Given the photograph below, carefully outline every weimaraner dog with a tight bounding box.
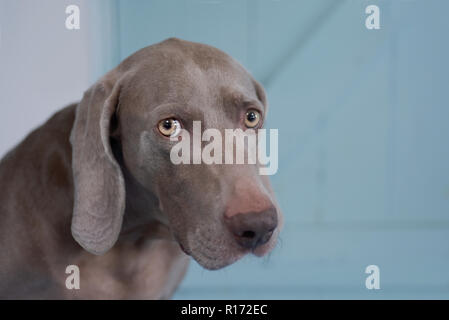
[0,38,282,299]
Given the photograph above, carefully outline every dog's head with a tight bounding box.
[70,38,283,270]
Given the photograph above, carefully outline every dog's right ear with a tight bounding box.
[70,72,126,255]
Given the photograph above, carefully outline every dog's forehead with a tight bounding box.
[120,38,257,109]
[126,38,245,75]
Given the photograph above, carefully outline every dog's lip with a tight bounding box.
[172,231,190,255]
[178,242,190,255]
[252,230,278,257]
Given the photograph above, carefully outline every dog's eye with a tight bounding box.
[245,109,261,128]
[158,118,181,137]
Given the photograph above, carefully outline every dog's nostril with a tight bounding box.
[241,230,256,239]
[225,206,278,250]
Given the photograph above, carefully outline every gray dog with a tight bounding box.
[0,38,283,299]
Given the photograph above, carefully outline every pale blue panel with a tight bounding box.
[175,225,449,299]
[387,0,449,221]
[267,0,391,223]
[117,0,250,68]
[86,0,121,83]
[93,0,449,299]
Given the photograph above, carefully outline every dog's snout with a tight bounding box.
[225,206,278,250]
[224,178,278,250]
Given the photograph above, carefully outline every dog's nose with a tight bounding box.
[225,206,278,250]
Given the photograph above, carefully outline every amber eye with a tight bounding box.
[244,109,261,128]
[158,118,181,137]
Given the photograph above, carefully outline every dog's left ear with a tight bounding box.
[70,72,125,255]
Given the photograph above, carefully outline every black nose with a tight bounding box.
[225,206,278,250]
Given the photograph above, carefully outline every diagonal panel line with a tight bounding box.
[262,0,346,88]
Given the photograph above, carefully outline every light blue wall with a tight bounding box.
[93,0,449,299]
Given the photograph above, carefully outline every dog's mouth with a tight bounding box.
[175,226,279,270]
[178,241,189,255]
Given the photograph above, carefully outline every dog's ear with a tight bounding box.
[70,73,125,255]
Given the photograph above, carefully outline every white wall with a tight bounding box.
[0,0,92,157]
